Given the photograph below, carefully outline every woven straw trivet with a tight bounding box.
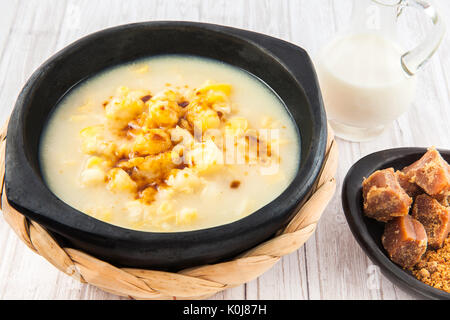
[0,119,338,300]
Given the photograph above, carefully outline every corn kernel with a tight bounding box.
[166,168,205,193]
[79,125,117,157]
[80,168,106,186]
[132,128,172,156]
[133,64,149,74]
[106,168,137,193]
[187,140,223,172]
[85,156,111,169]
[225,117,248,136]
[157,200,173,215]
[148,100,180,128]
[186,103,220,132]
[177,208,198,225]
[105,88,147,128]
[197,82,232,96]
[126,200,144,223]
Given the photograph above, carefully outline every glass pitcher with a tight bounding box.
[315,0,446,142]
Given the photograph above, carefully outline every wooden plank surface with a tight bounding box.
[0,0,449,300]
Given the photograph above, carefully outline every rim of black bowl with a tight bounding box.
[342,147,450,300]
[5,22,327,257]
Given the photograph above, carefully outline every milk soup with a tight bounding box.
[40,55,300,232]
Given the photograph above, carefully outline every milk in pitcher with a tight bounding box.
[316,32,417,141]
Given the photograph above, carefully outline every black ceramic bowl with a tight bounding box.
[343,148,450,300]
[5,21,327,270]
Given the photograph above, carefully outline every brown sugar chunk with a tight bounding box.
[434,194,450,207]
[382,215,428,268]
[403,147,450,196]
[411,194,450,249]
[363,168,413,222]
[395,170,422,198]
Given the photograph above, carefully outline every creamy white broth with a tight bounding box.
[39,55,300,232]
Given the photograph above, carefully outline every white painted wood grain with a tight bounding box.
[0,0,449,300]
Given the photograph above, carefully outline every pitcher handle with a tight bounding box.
[400,0,446,75]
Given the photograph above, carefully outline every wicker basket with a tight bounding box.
[0,119,338,300]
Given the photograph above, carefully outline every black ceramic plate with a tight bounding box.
[343,147,450,300]
[5,22,327,270]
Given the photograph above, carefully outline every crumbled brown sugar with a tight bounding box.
[411,238,450,293]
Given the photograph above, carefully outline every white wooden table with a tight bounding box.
[0,0,449,300]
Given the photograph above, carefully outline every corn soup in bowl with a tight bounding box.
[5,22,327,269]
